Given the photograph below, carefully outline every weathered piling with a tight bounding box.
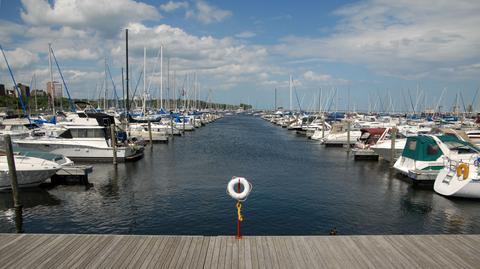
[147,120,153,147]
[4,135,21,209]
[110,124,117,165]
[390,127,397,167]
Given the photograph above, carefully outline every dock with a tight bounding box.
[0,233,478,268]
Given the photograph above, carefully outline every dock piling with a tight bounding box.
[148,120,153,147]
[110,124,117,165]
[4,135,21,209]
[390,127,397,167]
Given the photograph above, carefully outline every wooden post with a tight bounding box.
[346,121,351,152]
[4,135,21,209]
[390,127,397,166]
[148,120,153,147]
[110,124,117,165]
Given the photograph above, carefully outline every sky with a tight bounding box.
[0,0,479,111]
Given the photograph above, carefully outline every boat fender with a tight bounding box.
[456,163,469,180]
[227,177,252,201]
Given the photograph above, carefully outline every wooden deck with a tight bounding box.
[0,234,479,268]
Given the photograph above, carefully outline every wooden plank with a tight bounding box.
[126,235,157,269]
[0,234,479,269]
[6,234,68,269]
[83,235,123,269]
[154,236,180,268]
[225,236,233,269]
[203,236,216,269]
[190,236,210,269]
[138,236,167,269]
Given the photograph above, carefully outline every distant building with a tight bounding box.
[31,89,47,97]
[14,83,30,98]
[0,84,5,96]
[47,81,63,99]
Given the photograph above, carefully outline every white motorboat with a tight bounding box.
[129,123,169,142]
[434,156,480,198]
[14,125,144,162]
[322,122,361,146]
[0,118,37,142]
[393,134,479,182]
[0,155,61,190]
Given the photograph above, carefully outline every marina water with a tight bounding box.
[1,115,479,235]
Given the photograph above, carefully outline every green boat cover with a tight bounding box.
[401,135,479,162]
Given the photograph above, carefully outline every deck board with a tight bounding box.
[0,234,479,269]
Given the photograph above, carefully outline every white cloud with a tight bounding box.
[275,0,480,80]
[186,1,232,24]
[55,48,100,60]
[20,0,160,36]
[0,48,39,70]
[303,70,331,82]
[235,31,256,39]
[160,1,189,12]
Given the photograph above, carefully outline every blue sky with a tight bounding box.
[0,0,479,112]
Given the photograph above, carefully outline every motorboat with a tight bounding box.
[14,125,144,162]
[434,155,480,198]
[393,134,479,182]
[0,154,61,190]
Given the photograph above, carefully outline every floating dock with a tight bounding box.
[0,234,478,268]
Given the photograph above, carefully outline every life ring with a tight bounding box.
[227,177,252,201]
[456,163,469,180]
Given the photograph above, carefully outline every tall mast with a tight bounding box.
[167,57,170,110]
[143,47,146,115]
[48,43,55,115]
[104,56,107,110]
[34,73,38,113]
[125,29,130,115]
[289,75,292,111]
[173,70,176,110]
[159,45,163,109]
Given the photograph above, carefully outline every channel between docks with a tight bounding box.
[0,233,478,268]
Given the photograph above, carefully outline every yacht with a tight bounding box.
[0,118,38,142]
[0,154,61,190]
[393,134,479,182]
[14,125,144,162]
[128,123,169,143]
[434,155,480,198]
[352,128,388,160]
[322,122,361,146]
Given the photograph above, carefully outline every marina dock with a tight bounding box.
[0,233,479,268]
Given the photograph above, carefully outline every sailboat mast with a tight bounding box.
[125,29,130,116]
[48,43,55,115]
[289,75,292,111]
[143,47,146,115]
[104,56,107,110]
[160,45,163,109]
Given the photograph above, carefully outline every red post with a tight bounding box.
[236,179,241,239]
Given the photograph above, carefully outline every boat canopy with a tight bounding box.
[402,135,478,162]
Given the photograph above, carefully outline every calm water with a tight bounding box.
[1,115,479,235]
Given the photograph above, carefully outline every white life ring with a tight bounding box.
[227,177,252,201]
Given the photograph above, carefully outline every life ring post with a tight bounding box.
[226,176,252,240]
[237,179,241,239]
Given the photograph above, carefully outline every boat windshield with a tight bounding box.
[443,141,479,154]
